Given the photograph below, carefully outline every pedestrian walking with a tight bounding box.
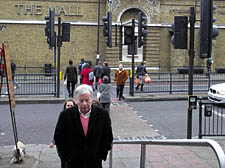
[101,62,111,83]
[64,60,78,98]
[10,60,19,88]
[114,64,128,101]
[54,84,113,168]
[98,76,112,113]
[136,61,147,91]
[49,99,75,146]
[49,99,76,147]
[94,61,103,90]
[78,58,85,75]
[49,98,75,168]
[78,58,86,84]
[80,63,94,87]
[62,98,76,109]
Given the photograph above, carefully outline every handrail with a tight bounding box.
[109,139,225,168]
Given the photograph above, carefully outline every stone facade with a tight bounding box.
[0,0,224,73]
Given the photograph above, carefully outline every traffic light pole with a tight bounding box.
[45,8,70,97]
[187,7,195,139]
[129,19,135,96]
[54,32,57,96]
[57,17,62,98]
[96,0,100,65]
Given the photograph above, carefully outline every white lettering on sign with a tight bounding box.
[15,4,83,16]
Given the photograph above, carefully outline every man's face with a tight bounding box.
[119,64,123,70]
[76,92,93,114]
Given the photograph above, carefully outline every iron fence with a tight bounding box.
[0,71,225,96]
[16,65,55,74]
[0,73,56,96]
[199,100,225,138]
[133,72,225,94]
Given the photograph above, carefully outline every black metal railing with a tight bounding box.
[0,73,56,96]
[16,65,55,74]
[1,70,225,96]
[133,72,225,94]
[199,100,225,138]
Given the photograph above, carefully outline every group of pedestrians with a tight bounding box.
[51,60,149,168]
[64,60,149,102]
[64,59,111,96]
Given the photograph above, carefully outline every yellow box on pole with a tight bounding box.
[130,69,132,78]
[59,71,63,80]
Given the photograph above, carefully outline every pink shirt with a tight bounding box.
[80,114,90,136]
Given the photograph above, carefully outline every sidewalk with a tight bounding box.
[124,93,208,102]
[0,92,208,104]
[0,94,223,168]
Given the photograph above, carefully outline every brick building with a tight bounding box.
[0,0,224,72]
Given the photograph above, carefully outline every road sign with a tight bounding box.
[3,42,16,111]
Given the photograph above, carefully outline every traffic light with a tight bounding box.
[199,0,219,59]
[170,16,188,49]
[102,12,112,48]
[124,26,134,45]
[62,22,70,42]
[138,12,148,48]
[44,9,55,49]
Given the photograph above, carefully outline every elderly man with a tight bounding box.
[54,84,113,168]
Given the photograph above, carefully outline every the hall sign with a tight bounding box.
[14,4,83,16]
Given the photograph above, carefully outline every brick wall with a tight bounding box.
[0,0,224,73]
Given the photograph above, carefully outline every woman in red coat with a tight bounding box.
[80,63,94,86]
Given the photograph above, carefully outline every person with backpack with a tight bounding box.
[80,63,94,87]
[98,76,112,113]
[136,61,147,91]
[64,60,78,98]
[94,61,103,90]
[78,59,85,75]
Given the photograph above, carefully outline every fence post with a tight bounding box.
[169,72,172,94]
[54,72,57,96]
[109,148,113,168]
[207,71,211,90]
[158,65,161,80]
[199,98,203,139]
[24,64,27,81]
[140,144,146,168]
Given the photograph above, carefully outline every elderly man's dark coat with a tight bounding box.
[54,104,113,168]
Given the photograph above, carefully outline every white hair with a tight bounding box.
[75,84,93,97]
[119,64,123,67]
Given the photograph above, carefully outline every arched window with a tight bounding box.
[118,8,148,62]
